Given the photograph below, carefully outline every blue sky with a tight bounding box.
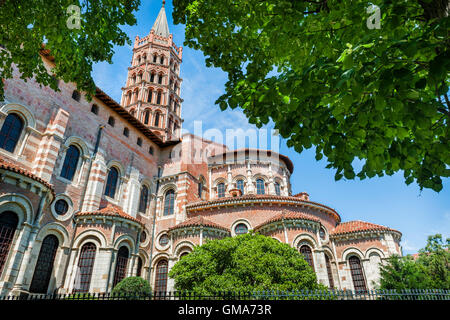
[91,0,450,255]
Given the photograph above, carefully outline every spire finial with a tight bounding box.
[162,0,165,7]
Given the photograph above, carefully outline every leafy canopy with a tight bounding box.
[172,0,450,191]
[112,276,152,296]
[379,234,450,289]
[0,0,140,100]
[168,233,326,294]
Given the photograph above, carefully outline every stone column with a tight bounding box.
[10,225,38,293]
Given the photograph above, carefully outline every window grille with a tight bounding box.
[73,243,96,293]
[0,211,18,277]
[112,246,129,288]
[29,235,59,293]
[154,260,168,293]
[349,256,367,293]
[299,245,314,270]
[163,190,175,216]
[256,179,265,195]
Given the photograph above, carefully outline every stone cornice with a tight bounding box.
[186,195,341,223]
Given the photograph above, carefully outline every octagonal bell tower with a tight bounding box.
[121,0,183,142]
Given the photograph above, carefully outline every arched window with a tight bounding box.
[154,112,160,127]
[274,182,281,196]
[149,146,154,155]
[217,183,225,198]
[349,256,367,293]
[160,56,164,65]
[156,91,162,105]
[91,104,99,115]
[104,167,119,198]
[136,257,143,277]
[29,235,59,293]
[60,145,80,181]
[139,185,149,213]
[299,245,314,270]
[198,180,204,199]
[256,179,265,195]
[150,73,155,83]
[108,116,115,127]
[236,180,244,195]
[72,90,81,102]
[123,127,129,137]
[0,113,24,153]
[147,90,153,103]
[73,242,96,293]
[0,211,19,277]
[325,254,334,289]
[154,259,168,293]
[54,199,69,216]
[113,246,129,288]
[180,252,189,260]
[163,190,175,216]
[234,223,248,235]
[143,110,150,125]
[153,55,157,63]
[132,74,136,84]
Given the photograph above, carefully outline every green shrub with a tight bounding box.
[111,277,152,299]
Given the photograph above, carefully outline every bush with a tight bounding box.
[169,233,327,295]
[111,277,152,298]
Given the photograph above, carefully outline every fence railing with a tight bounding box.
[1,289,449,301]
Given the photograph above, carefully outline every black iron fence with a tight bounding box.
[1,289,449,301]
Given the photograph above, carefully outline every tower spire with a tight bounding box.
[152,1,170,38]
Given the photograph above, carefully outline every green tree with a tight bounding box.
[379,255,432,290]
[172,0,450,191]
[379,234,450,289]
[0,0,140,100]
[112,276,152,297]
[168,233,326,294]
[416,234,450,289]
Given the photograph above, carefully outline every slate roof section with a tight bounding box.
[152,1,170,38]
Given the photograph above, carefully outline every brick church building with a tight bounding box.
[0,2,402,296]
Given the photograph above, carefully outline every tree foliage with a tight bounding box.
[0,0,140,100]
[379,234,450,289]
[112,276,152,296]
[172,0,450,191]
[168,233,326,294]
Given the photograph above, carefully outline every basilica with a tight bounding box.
[0,3,402,296]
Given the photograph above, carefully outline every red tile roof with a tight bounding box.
[186,194,341,222]
[254,210,320,230]
[76,204,144,227]
[0,157,55,195]
[169,216,229,232]
[331,220,401,236]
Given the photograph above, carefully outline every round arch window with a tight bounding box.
[140,231,147,243]
[54,199,69,215]
[234,223,248,235]
[159,234,169,246]
[319,227,326,240]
